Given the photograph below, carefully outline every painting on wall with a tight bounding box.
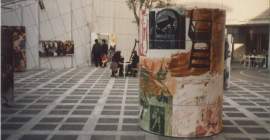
[139,8,225,137]
[39,40,74,57]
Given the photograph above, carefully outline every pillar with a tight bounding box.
[139,8,225,137]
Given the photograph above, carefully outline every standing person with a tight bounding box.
[108,45,116,62]
[91,39,101,67]
[101,39,109,67]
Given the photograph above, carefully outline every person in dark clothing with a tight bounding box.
[111,51,120,77]
[108,45,116,62]
[101,39,108,67]
[101,39,108,55]
[126,51,139,76]
[91,39,102,67]
[119,57,124,76]
[111,51,124,77]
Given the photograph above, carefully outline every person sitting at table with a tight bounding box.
[126,51,139,77]
[111,51,124,77]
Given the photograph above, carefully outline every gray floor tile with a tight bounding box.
[32,124,58,130]
[121,125,140,131]
[76,105,95,110]
[98,118,119,123]
[50,135,78,140]
[226,113,247,117]
[254,113,270,118]
[123,118,139,123]
[59,124,84,131]
[19,110,41,115]
[124,111,140,116]
[40,117,64,123]
[120,135,145,140]
[2,124,23,130]
[71,110,92,115]
[19,134,48,140]
[234,120,259,125]
[7,117,32,123]
[91,135,116,140]
[65,117,88,123]
[223,127,243,133]
[101,111,120,115]
[49,110,70,115]
[243,127,269,134]
[94,125,118,131]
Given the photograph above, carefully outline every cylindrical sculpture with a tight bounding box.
[139,8,225,137]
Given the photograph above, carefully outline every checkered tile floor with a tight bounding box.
[1,67,270,140]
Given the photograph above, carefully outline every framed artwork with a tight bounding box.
[39,40,74,57]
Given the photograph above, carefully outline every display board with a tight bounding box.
[2,26,26,72]
[39,40,74,57]
[1,26,15,105]
[139,8,225,137]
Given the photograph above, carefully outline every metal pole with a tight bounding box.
[38,0,41,69]
[20,4,23,26]
[70,0,74,68]
[268,0,270,70]
[267,23,270,70]
[89,0,95,66]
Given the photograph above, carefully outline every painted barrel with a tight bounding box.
[139,8,226,137]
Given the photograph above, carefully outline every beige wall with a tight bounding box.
[2,0,138,69]
[91,0,138,60]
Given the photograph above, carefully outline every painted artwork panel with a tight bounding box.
[139,8,225,137]
[2,26,27,72]
[39,40,74,57]
[12,27,26,72]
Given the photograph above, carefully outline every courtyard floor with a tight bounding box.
[1,66,270,140]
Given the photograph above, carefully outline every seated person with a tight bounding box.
[126,51,139,76]
[111,51,124,77]
[119,57,124,77]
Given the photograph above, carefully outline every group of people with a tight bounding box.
[91,39,139,77]
[91,39,109,67]
[39,40,74,57]
[111,50,139,77]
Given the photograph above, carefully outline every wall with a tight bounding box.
[2,1,39,69]
[2,0,138,69]
[91,0,138,59]
[38,0,92,69]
